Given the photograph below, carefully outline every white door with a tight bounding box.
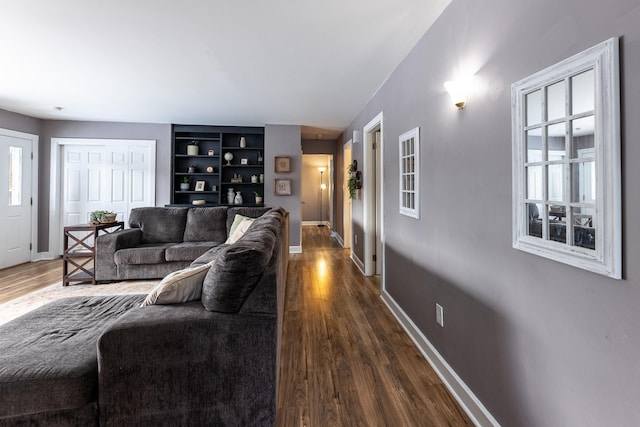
[374,130,383,275]
[0,134,32,269]
[63,142,155,229]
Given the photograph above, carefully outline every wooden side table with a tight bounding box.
[63,222,124,286]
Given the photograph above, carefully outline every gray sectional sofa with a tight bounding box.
[0,206,289,427]
[96,206,272,281]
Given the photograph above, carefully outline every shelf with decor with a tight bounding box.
[171,125,264,207]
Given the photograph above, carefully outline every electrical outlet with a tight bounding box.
[435,303,444,327]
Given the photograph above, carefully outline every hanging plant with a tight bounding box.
[347,160,362,200]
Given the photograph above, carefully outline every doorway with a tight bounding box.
[50,138,156,255]
[343,140,352,249]
[0,129,38,269]
[363,113,384,277]
[301,154,332,227]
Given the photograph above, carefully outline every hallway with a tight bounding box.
[277,226,472,426]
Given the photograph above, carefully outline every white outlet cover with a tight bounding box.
[436,303,444,327]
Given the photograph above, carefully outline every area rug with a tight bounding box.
[0,280,159,326]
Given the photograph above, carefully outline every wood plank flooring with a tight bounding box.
[0,227,472,426]
[276,226,472,426]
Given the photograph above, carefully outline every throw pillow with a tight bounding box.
[225,215,255,244]
[141,262,212,306]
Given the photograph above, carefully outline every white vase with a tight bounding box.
[187,144,199,156]
[234,191,243,205]
[240,137,246,148]
[255,196,263,205]
[227,188,235,204]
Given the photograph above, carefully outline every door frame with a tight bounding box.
[343,139,353,250]
[0,128,39,263]
[49,138,156,256]
[363,112,384,278]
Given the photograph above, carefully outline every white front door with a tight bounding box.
[0,133,32,269]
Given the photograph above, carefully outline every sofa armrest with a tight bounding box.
[97,303,276,427]
[95,229,142,281]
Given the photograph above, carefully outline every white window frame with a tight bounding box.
[399,127,420,218]
[512,38,621,279]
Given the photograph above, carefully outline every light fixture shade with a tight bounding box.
[444,81,467,109]
[318,167,326,172]
[353,130,361,144]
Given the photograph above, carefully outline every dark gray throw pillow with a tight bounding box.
[201,227,277,312]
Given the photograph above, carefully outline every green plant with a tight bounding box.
[347,161,361,200]
[183,176,191,183]
[90,210,114,223]
[253,191,262,197]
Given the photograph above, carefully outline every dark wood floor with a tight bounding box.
[276,226,472,426]
[0,227,472,426]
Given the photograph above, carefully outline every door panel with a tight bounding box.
[0,134,32,269]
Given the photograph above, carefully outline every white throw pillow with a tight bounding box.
[225,216,255,244]
[141,262,212,306]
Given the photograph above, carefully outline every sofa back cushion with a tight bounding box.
[201,214,279,313]
[129,207,188,243]
[183,207,228,242]
[225,206,271,235]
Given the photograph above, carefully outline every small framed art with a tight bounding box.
[194,180,206,191]
[241,158,249,165]
[275,156,291,173]
[275,179,292,196]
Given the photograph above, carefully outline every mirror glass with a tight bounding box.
[546,81,566,121]
[547,164,564,202]
[526,89,542,125]
[548,205,567,244]
[572,69,595,115]
[527,166,542,200]
[571,116,595,158]
[547,122,566,161]
[526,129,542,162]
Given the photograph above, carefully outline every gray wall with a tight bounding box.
[265,124,301,249]
[341,0,640,425]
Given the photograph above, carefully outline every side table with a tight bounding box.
[63,222,124,286]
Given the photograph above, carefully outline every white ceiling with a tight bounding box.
[0,0,451,138]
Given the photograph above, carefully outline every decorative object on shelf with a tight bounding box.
[89,210,116,224]
[188,165,197,173]
[241,158,249,165]
[224,152,234,166]
[275,179,292,196]
[192,199,206,205]
[207,149,215,156]
[194,181,206,191]
[230,173,243,184]
[257,151,263,165]
[254,191,263,204]
[347,160,362,200]
[227,188,235,204]
[239,137,246,148]
[187,141,199,156]
[251,175,258,183]
[234,191,243,205]
[211,185,217,192]
[180,176,191,191]
[259,173,264,183]
[206,166,214,173]
[275,156,291,173]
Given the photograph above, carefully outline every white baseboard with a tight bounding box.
[381,290,500,427]
[333,232,345,247]
[302,221,331,227]
[350,253,365,274]
[289,246,302,254]
[32,252,58,261]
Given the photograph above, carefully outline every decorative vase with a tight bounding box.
[224,152,233,166]
[251,175,258,183]
[227,188,235,204]
[255,196,263,204]
[102,213,117,223]
[257,151,263,165]
[187,165,196,173]
[234,191,243,205]
[259,173,264,183]
[187,144,199,156]
[239,137,246,148]
[180,183,189,191]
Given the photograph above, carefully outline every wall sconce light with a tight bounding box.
[444,80,467,110]
[318,167,326,227]
[353,130,361,144]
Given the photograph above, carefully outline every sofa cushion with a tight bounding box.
[183,207,228,242]
[0,294,143,418]
[225,206,271,234]
[129,207,188,243]
[191,244,229,266]
[114,243,176,265]
[165,241,220,262]
[201,225,277,313]
[142,262,212,306]
[225,215,255,244]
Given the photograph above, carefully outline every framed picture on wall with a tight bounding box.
[194,180,206,191]
[275,179,291,196]
[275,156,291,173]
